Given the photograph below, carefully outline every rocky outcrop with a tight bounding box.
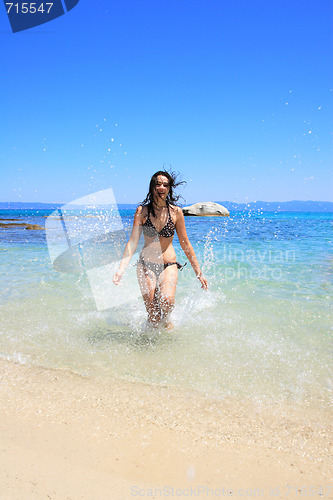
[182,202,230,216]
[25,223,45,230]
[0,222,44,230]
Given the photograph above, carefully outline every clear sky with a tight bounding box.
[1,0,332,204]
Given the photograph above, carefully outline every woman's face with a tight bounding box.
[154,175,170,202]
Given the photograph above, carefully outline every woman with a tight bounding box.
[113,170,208,328]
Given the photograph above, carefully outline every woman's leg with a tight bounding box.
[136,264,161,325]
[158,265,178,328]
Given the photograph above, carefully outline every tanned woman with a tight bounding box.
[113,170,208,328]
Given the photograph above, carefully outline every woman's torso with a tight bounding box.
[140,204,177,263]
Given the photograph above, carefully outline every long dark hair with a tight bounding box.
[140,169,186,217]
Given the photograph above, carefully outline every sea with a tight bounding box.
[0,206,332,410]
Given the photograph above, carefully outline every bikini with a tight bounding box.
[137,204,186,278]
[142,204,175,239]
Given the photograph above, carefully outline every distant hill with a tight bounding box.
[0,201,332,212]
[0,202,62,210]
[215,200,333,212]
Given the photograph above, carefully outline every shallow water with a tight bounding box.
[0,208,332,408]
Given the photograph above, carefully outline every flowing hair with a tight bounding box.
[140,169,186,218]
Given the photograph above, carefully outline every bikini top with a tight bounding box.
[142,204,176,239]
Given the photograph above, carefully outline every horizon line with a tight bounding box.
[1,199,333,204]
[1,199,333,206]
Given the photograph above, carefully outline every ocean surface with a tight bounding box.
[0,207,332,409]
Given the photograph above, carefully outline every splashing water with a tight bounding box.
[0,208,332,408]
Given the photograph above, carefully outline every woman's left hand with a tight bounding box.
[197,275,208,290]
[113,271,123,285]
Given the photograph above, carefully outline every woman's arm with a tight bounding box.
[113,206,143,285]
[175,207,208,290]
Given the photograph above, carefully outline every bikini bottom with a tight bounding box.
[137,256,186,279]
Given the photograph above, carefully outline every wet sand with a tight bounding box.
[0,359,332,499]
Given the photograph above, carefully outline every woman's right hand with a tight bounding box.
[113,271,123,285]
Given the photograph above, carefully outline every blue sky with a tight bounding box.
[1,0,332,204]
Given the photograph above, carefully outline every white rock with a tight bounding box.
[182,202,229,216]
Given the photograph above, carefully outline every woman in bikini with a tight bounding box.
[113,170,208,327]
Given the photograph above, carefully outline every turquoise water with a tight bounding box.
[0,208,332,407]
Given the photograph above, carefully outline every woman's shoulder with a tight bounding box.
[169,204,182,215]
[168,204,183,224]
[135,205,148,217]
[136,204,147,211]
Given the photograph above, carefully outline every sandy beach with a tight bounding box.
[0,359,331,500]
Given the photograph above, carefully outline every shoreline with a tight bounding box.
[0,358,332,499]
